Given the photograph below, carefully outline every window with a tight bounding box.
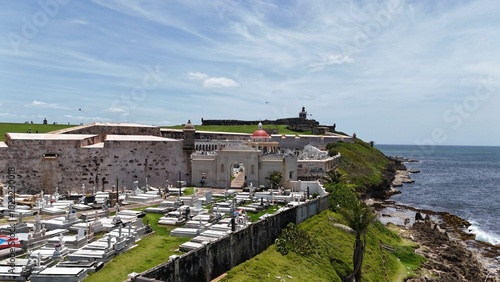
[221,164,224,173]
[251,165,255,174]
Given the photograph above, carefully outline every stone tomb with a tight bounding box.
[30,267,87,282]
[143,201,175,214]
[30,234,70,265]
[67,236,116,263]
[55,260,104,274]
[158,210,188,226]
[0,258,39,282]
[40,207,66,216]
[47,229,87,252]
[0,266,30,281]
[170,227,200,238]
[179,241,206,252]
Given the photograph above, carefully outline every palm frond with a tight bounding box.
[333,223,354,234]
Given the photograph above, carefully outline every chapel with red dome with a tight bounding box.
[251,122,270,140]
[247,122,277,153]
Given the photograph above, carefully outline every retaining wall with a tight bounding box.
[133,195,329,282]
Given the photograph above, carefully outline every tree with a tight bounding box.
[321,169,344,185]
[265,170,283,189]
[333,201,377,282]
[326,183,358,212]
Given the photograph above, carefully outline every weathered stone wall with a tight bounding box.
[102,139,189,189]
[133,195,329,282]
[0,138,98,194]
[0,138,189,194]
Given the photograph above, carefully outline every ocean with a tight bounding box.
[376,144,500,246]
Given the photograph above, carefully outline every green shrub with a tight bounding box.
[276,223,315,256]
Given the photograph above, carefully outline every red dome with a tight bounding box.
[251,129,269,138]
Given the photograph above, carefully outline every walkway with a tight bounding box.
[231,169,245,188]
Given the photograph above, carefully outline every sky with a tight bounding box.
[1,0,499,146]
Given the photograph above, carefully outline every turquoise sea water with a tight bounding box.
[376,144,500,246]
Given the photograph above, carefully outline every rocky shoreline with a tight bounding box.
[376,161,499,281]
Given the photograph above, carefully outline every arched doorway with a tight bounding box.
[229,161,245,188]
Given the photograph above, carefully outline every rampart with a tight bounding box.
[54,123,162,137]
[132,195,329,282]
[0,134,189,194]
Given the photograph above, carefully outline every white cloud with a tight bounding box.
[28,100,66,109]
[188,72,209,80]
[309,54,354,71]
[203,77,239,88]
[188,72,239,88]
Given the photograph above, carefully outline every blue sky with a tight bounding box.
[1,0,499,146]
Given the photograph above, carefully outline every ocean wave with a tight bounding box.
[467,222,500,246]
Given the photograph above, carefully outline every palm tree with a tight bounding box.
[333,201,377,282]
[321,169,344,185]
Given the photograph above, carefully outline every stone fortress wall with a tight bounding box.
[0,118,351,194]
[0,124,189,194]
[201,107,336,134]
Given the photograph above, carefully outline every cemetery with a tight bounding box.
[0,117,347,281]
[0,175,327,281]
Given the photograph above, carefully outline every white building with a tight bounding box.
[190,123,297,189]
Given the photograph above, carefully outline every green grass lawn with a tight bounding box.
[327,139,393,191]
[163,124,313,135]
[0,122,77,141]
[220,210,424,282]
[85,213,190,282]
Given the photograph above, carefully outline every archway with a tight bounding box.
[229,161,246,188]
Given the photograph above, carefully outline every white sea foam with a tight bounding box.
[467,222,500,246]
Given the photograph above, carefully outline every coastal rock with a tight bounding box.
[390,168,414,191]
[378,202,499,281]
[415,212,424,221]
[410,221,490,281]
[385,188,401,197]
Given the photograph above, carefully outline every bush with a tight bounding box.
[276,223,315,256]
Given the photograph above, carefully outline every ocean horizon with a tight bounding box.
[376,144,500,246]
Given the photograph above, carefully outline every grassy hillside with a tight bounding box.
[163,124,313,135]
[221,138,416,281]
[327,139,395,196]
[221,210,423,282]
[0,123,76,142]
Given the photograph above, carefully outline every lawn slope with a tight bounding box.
[221,210,422,282]
[327,139,396,198]
[0,123,76,142]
